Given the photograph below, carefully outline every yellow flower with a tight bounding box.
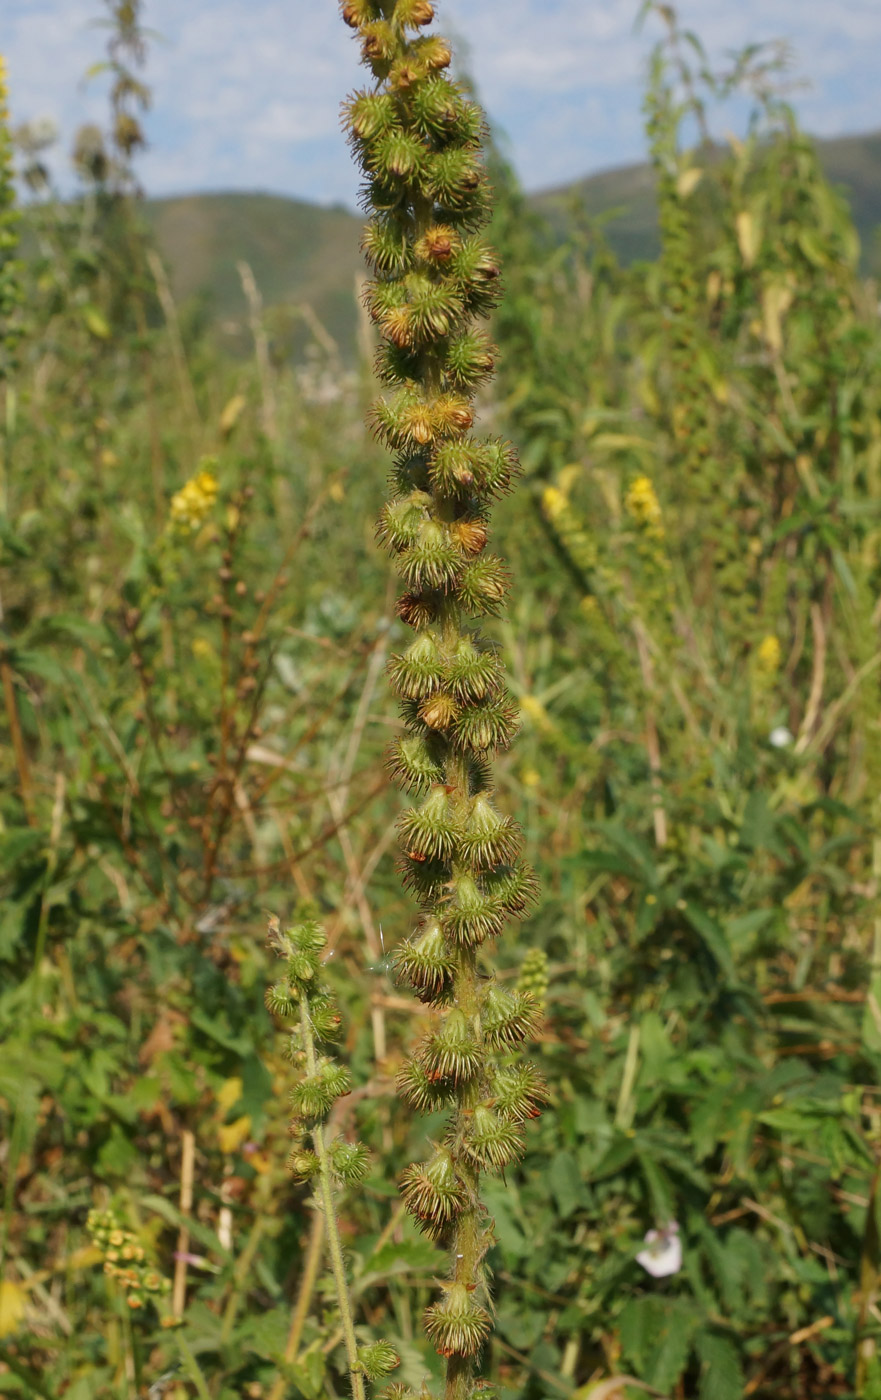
[541,485,567,520]
[756,634,781,676]
[625,475,663,532]
[169,463,219,531]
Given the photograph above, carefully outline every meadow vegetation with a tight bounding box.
[2,2,881,1398]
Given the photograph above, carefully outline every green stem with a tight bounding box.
[267,1207,326,1400]
[299,1000,366,1400]
[219,1212,266,1346]
[177,1332,214,1400]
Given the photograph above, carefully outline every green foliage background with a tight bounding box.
[3,7,881,1399]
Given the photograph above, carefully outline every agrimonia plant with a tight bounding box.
[270,914,400,1399]
[339,4,544,1397]
[0,54,23,391]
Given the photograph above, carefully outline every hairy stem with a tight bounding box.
[299,1000,366,1400]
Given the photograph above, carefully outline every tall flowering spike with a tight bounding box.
[341,6,541,1399]
[269,915,398,1400]
[0,55,24,381]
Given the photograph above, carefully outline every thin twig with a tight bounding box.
[794,602,826,754]
[299,1001,366,1400]
[172,1130,196,1317]
[146,249,201,432]
[267,1209,326,1400]
[238,261,278,442]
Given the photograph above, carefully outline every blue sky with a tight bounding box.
[4,1,881,207]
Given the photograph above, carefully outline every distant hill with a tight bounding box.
[534,129,881,268]
[142,129,881,360]
[141,192,365,357]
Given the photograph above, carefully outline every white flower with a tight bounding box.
[769,725,794,749]
[636,1221,682,1278]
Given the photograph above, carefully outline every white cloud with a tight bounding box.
[2,0,879,205]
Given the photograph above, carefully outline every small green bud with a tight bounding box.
[357,1339,401,1380]
[516,948,549,1006]
[329,1140,371,1182]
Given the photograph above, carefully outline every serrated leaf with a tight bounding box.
[695,1329,745,1400]
[549,1149,584,1218]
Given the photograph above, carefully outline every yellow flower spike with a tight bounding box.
[624,474,663,531]
[520,694,553,732]
[168,464,219,532]
[541,485,567,520]
[756,634,781,678]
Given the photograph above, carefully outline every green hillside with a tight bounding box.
[143,129,881,358]
[536,128,881,268]
[142,191,365,357]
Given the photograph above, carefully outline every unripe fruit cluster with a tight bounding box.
[266,916,369,1181]
[87,1208,172,1316]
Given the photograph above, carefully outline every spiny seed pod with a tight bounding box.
[289,1060,352,1120]
[388,631,446,698]
[490,1063,548,1122]
[424,1283,492,1358]
[460,793,521,867]
[398,784,463,860]
[480,986,541,1050]
[400,1148,468,1235]
[341,0,542,1386]
[394,917,457,1002]
[266,980,298,1016]
[418,1009,482,1085]
[287,1147,321,1181]
[386,732,446,791]
[397,1058,454,1113]
[460,1105,524,1170]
